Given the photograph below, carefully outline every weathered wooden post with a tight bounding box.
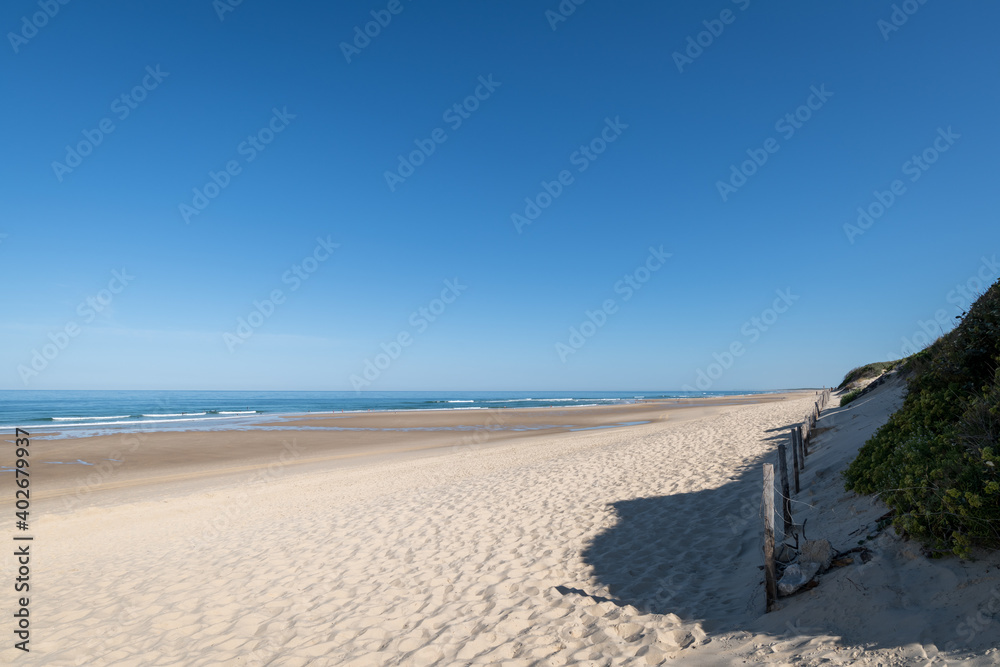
[777,444,793,534]
[763,463,777,612]
[796,425,806,468]
[790,428,800,492]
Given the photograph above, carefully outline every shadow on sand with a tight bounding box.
[576,411,994,653]
[579,444,775,631]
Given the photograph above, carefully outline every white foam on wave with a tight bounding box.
[484,398,579,403]
[218,411,256,414]
[6,415,249,430]
[424,407,485,411]
[142,412,207,417]
[52,415,130,421]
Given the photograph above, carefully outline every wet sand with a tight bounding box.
[10,394,791,510]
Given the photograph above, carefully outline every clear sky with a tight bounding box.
[2,0,998,391]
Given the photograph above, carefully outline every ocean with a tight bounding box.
[0,390,771,438]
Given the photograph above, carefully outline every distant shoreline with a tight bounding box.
[8,391,808,508]
[1,389,798,438]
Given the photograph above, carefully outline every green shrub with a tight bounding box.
[843,278,1000,557]
[840,389,863,407]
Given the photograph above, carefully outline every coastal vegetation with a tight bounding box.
[844,278,1000,557]
[837,359,904,406]
[839,388,863,407]
[837,360,901,392]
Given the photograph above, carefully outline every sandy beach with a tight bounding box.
[18,395,781,509]
[7,1,998,664]
[3,387,999,666]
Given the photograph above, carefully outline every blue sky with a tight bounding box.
[2,0,998,391]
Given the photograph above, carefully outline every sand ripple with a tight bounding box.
[7,395,834,665]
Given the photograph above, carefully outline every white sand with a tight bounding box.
[4,386,999,666]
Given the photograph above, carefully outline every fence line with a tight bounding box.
[761,386,831,611]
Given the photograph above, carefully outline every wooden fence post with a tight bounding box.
[763,463,777,612]
[799,425,807,468]
[777,444,792,535]
[790,428,800,492]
